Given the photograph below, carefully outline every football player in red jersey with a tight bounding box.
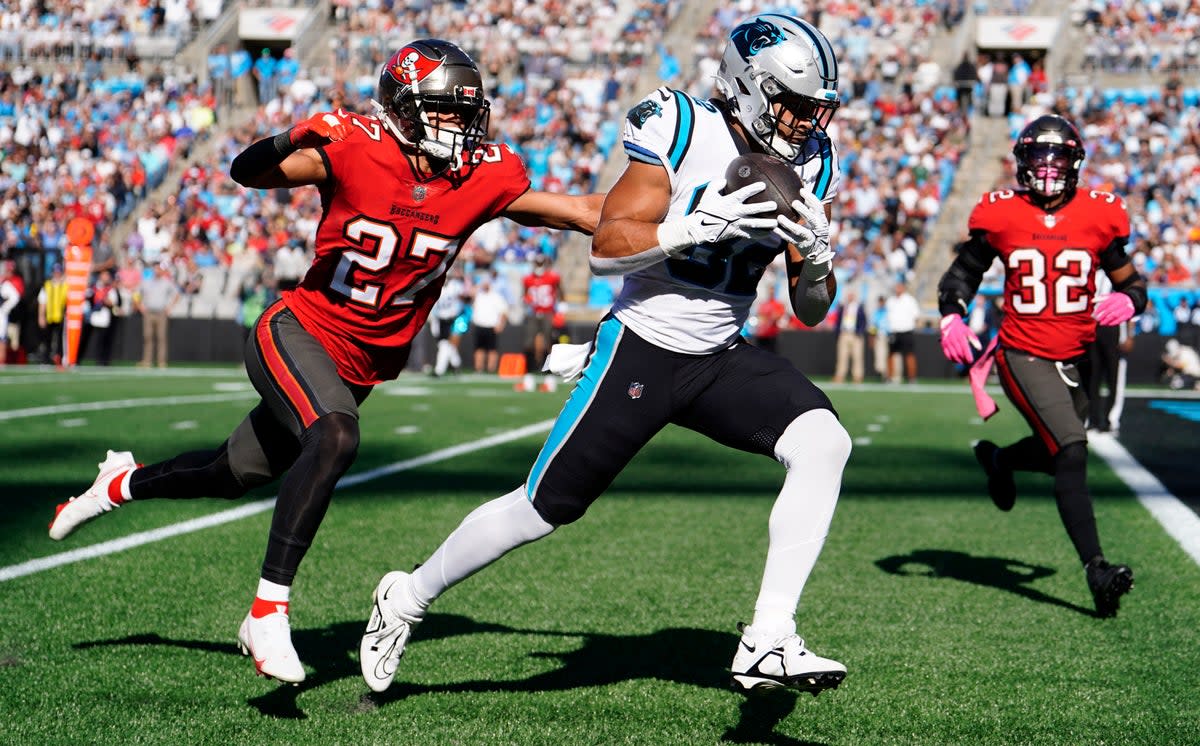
[936,114,1147,618]
[48,39,603,684]
[519,253,561,390]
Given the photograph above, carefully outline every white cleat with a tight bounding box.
[360,571,423,693]
[49,450,137,540]
[730,623,846,696]
[237,608,306,684]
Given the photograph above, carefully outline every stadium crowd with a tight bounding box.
[1076,0,1200,74]
[0,0,1197,380]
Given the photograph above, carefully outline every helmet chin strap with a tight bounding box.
[371,97,465,171]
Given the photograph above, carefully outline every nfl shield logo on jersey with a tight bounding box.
[1043,214,1057,228]
[627,382,644,400]
[412,185,427,202]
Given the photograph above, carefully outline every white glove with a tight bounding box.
[776,189,833,281]
[656,178,778,254]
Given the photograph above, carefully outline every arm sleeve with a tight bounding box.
[937,230,997,316]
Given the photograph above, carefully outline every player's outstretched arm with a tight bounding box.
[588,161,776,276]
[502,190,606,235]
[230,111,351,190]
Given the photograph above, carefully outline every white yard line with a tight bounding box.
[0,419,554,583]
[1089,433,1200,568]
[0,393,259,422]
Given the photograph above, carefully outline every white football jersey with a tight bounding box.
[613,87,840,354]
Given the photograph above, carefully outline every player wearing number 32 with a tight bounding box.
[936,114,1147,618]
[47,39,602,684]
[360,14,851,697]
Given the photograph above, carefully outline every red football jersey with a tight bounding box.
[522,270,561,315]
[969,188,1130,360]
[282,113,531,385]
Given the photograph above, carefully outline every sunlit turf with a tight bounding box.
[1,366,1197,745]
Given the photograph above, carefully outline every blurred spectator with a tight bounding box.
[470,273,509,373]
[1174,297,1197,347]
[0,261,20,365]
[253,48,278,105]
[833,289,868,384]
[239,280,272,343]
[521,253,560,388]
[81,268,122,366]
[1087,319,1132,435]
[430,267,468,378]
[870,294,890,381]
[752,293,787,353]
[885,281,921,383]
[37,262,68,365]
[136,261,180,368]
[273,239,308,292]
[208,44,233,112]
[1163,338,1200,390]
[953,53,978,113]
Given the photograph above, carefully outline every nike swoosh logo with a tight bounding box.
[698,217,723,228]
[741,640,756,653]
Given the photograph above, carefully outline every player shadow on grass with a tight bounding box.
[75,614,829,744]
[874,549,1096,616]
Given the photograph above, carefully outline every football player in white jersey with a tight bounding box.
[361,14,851,696]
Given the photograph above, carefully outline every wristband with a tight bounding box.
[275,130,299,157]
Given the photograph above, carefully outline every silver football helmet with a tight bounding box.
[714,14,839,163]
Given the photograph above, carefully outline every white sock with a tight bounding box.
[750,410,851,639]
[256,578,290,603]
[117,469,134,502]
[411,486,555,608]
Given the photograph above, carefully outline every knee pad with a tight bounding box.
[775,409,852,472]
[1054,442,1088,491]
[302,412,361,469]
[530,486,587,526]
[1055,442,1088,473]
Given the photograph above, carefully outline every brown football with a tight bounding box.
[722,152,803,221]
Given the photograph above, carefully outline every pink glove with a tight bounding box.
[1092,292,1134,326]
[940,314,981,365]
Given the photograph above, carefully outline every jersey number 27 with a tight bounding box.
[329,216,460,309]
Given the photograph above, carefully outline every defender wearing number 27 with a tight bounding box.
[937,114,1147,618]
[47,39,602,684]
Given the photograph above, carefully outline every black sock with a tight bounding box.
[129,443,246,500]
[1052,443,1103,565]
[260,413,360,585]
[998,436,1054,474]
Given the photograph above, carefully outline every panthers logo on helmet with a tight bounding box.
[626,100,663,129]
[389,46,445,87]
[730,19,785,60]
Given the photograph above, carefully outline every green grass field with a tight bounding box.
[1,366,1198,745]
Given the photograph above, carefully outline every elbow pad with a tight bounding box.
[230,131,297,185]
[791,275,831,327]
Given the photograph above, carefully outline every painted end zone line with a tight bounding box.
[0,419,555,583]
[1089,432,1200,568]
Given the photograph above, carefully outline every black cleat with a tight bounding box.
[1086,558,1134,618]
[974,440,1016,511]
